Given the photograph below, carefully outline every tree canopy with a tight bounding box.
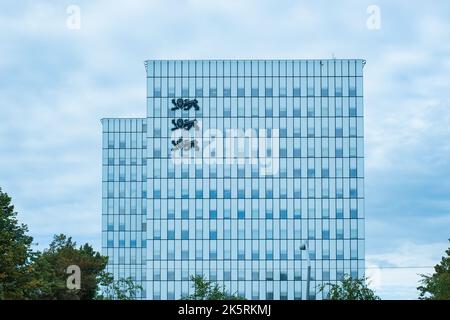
[97,273,143,300]
[418,239,450,300]
[0,188,38,299]
[319,275,380,300]
[183,275,245,300]
[31,234,108,299]
[0,187,140,300]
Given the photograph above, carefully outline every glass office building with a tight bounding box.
[102,59,365,300]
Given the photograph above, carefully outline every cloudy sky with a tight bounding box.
[0,0,449,299]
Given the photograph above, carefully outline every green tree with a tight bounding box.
[0,186,142,300]
[319,275,380,300]
[183,275,245,300]
[0,188,38,299]
[31,234,108,300]
[97,273,143,300]
[418,239,450,300]
[31,235,143,300]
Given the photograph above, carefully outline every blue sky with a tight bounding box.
[0,0,449,299]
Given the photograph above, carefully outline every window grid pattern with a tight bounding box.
[104,59,365,300]
[102,118,148,299]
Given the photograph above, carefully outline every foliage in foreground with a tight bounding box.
[0,187,140,300]
[0,187,38,299]
[97,273,143,300]
[183,275,245,300]
[319,275,380,300]
[31,234,108,299]
[418,239,450,300]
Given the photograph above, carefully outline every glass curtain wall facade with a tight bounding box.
[101,118,148,298]
[102,59,365,300]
